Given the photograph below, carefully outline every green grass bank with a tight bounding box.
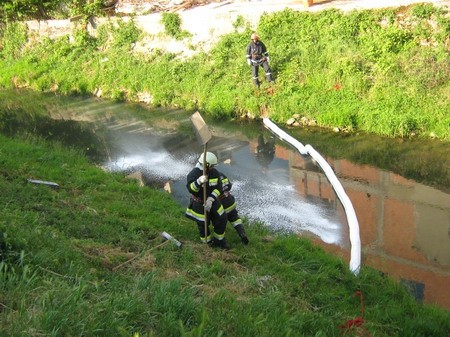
[0,3,449,140]
[1,131,450,336]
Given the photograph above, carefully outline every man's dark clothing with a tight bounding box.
[185,165,228,243]
[219,172,249,244]
[246,40,273,86]
[255,134,275,169]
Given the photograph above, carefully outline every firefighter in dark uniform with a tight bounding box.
[246,32,274,87]
[185,152,229,249]
[255,134,275,173]
[219,172,249,245]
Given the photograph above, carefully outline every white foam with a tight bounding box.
[231,177,344,245]
[106,150,193,180]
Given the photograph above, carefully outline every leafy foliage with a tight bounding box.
[0,21,27,59]
[411,3,437,19]
[110,18,142,48]
[0,0,60,21]
[0,0,107,21]
[161,12,190,40]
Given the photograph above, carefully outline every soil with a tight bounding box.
[115,0,450,14]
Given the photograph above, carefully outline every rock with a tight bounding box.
[286,117,296,126]
[126,171,145,186]
[300,116,309,125]
[137,92,153,104]
[164,181,172,193]
[94,88,103,97]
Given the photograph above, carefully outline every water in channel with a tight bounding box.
[1,90,449,311]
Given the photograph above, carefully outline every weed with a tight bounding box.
[161,12,191,40]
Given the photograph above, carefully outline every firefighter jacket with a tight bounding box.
[220,172,232,193]
[246,40,269,64]
[219,172,238,214]
[186,166,224,203]
[185,165,227,229]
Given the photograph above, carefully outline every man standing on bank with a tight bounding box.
[246,32,274,87]
[185,152,230,249]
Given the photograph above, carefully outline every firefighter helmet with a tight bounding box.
[251,33,259,40]
[198,152,218,167]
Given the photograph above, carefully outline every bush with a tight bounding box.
[411,3,437,19]
[0,22,28,59]
[161,12,190,40]
[110,18,142,49]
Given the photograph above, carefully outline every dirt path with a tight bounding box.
[116,0,450,14]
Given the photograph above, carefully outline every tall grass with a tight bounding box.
[1,130,449,335]
[0,5,449,140]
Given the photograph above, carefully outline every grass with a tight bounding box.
[1,131,450,336]
[0,5,449,140]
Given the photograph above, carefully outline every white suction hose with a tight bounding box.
[263,118,361,275]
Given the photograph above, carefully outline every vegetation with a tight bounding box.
[0,0,106,21]
[0,4,449,333]
[161,12,191,40]
[0,4,449,140]
[1,129,449,336]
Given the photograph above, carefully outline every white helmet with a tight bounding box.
[198,152,218,167]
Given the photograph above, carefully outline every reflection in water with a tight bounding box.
[254,133,275,173]
[289,152,450,309]
[2,92,449,310]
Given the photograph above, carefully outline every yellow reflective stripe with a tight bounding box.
[231,219,242,226]
[209,178,219,186]
[200,234,213,243]
[224,201,237,213]
[212,189,220,198]
[190,181,200,193]
[217,204,225,216]
[214,232,225,240]
[185,208,205,221]
[222,177,229,184]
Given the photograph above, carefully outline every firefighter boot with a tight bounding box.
[234,224,249,245]
[212,237,230,250]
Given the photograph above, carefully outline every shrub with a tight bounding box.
[111,18,142,49]
[161,12,190,40]
[0,22,28,59]
[411,3,436,19]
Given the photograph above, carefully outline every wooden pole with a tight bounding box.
[202,144,208,242]
[190,111,212,244]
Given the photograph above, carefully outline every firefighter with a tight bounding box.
[219,171,249,245]
[185,152,229,249]
[246,32,274,87]
[255,133,275,173]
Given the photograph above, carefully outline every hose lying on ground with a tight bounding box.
[263,118,361,275]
